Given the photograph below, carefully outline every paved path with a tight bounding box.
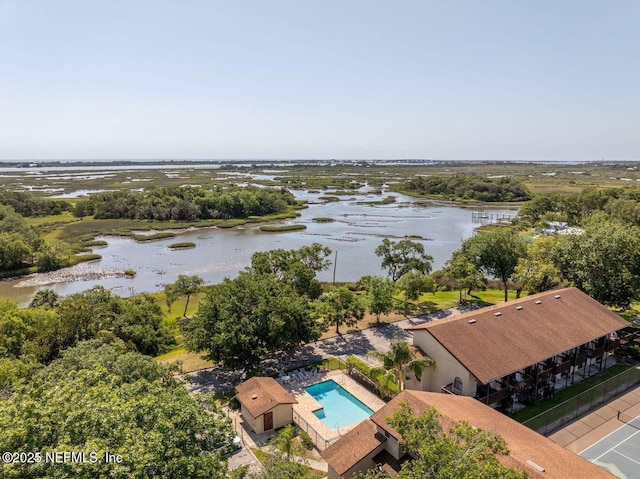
[188,304,473,395]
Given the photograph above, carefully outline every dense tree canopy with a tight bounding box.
[0,341,233,479]
[510,237,561,294]
[515,187,640,227]
[250,243,332,299]
[0,287,173,365]
[184,271,321,371]
[402,174,531,202]
[552,216,640,308]
[0,190,70,217]
[0,205,75,273]
[74,185,295,221]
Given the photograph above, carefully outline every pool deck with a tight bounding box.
[286,369,387,445]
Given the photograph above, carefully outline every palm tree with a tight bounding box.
[367,331,435,393]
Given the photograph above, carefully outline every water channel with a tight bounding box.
[0,189,518,305]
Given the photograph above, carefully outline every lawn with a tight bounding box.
[155,345,214,371]
[157,287,521,370]
[319,288,525,341]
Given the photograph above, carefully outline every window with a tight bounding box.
[453,377,463,393]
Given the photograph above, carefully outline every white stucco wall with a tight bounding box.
[241,403,293,434]
[411,330,477,396]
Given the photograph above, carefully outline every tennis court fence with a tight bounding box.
[522,366,640,435]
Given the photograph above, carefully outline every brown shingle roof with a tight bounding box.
[235,377,297,418]
[370,391,614,479]
[320,419,386,475]
[406,287,627,384]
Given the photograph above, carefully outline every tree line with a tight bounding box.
[0,205,73,272]
[401,173,531,202]
[72,185,296,220]
[0,191,70,217]
[517,186,640,227]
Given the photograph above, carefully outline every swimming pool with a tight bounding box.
[304,380,373,429]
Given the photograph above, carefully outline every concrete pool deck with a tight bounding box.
[286,370,387,449]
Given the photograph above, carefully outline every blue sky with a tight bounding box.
[0,1,638,161]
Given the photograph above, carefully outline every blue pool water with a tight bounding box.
[304,380,373,429]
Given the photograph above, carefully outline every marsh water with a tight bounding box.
[0,189,517,304]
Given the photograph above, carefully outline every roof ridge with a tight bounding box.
[406,287,574,331]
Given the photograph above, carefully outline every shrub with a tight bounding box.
[298,430,313,449]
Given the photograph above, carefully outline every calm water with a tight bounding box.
[305,379,373,429]
[0,189,517,304]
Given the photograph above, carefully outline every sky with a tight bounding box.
[0,1,638,161]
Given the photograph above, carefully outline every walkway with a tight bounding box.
[187,305,472,394]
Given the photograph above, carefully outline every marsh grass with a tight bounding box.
[259,224,306,232]
[169,242,196,249]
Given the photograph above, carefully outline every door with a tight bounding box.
[263,411,273,431]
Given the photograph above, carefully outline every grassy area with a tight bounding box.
[511,365,636,424]
[155,346,214,371]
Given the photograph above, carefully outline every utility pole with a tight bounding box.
[332,251,338,285]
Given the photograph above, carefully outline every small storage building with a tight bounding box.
[236,377,297,434]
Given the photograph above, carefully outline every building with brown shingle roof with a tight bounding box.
[235,377,297,433]
[405,287,627,407]
[321,390,614,479]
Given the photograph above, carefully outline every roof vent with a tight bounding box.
[516,306,523,310]
[535,300,542,304]
[467,319,476,324]
[554,294,561,299]
[494,312,502,316]
[525,460,545,472]
[251,394,258,400]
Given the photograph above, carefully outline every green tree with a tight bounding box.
[0,300,58,361]
[357,401,528,479]
[250,243,331,300]
[552,216,640,308]
[247,450,316,479]
[29,288,59,309]
[315,286,365,335]
[462,229,527,302]
[164,274,205,317]
[442,250,486,302]
[34,239,71,272]
[510,237,561,294]
[367,276,396,323]
[184,272,320,371]
[0,232,32,270]
[396,271,436,316]
[367,331,435,392]
[375,239,433,282]
[0,340,233,479]
[44,287,173,361]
